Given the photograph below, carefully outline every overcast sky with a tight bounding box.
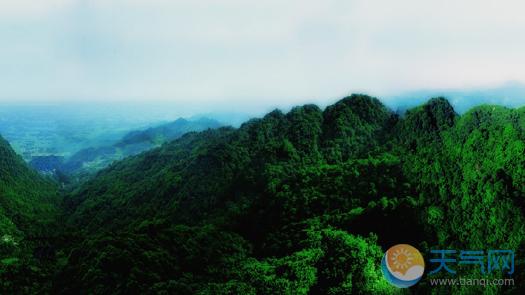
[1,0,525,110]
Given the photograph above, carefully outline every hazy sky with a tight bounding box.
[1,0,525,109]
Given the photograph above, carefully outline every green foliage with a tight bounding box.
[0,135,61,293]
[1,94,524,294]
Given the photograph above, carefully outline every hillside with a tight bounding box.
[0,135,60,292]
[0,136,60,235]
[29,117,222,176]
[116,117,222,147]
[55,95,525,294]
[390,81,525,113]
[2,95,524,293]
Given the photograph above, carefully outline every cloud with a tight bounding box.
[1,0,525,107]
[0,0,73,19]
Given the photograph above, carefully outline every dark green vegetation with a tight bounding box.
[1,95,524,294]
[0,136,60,292]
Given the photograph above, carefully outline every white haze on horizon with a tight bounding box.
[1,0,525,113]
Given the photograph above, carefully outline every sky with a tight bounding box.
[1,0,525,112]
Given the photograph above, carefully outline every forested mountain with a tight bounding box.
[0,136,60,291]
[389,81,525,113]
[29,117,222,177]
[54,95,524,294]
[2,95,524,294]
[116,117,222,147]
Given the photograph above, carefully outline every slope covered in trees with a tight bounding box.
[52,95,524,294]
[0,135,60,292]
[2,95,524,294]
[29,117,222,178]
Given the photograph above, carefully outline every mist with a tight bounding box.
[2,0,525,107]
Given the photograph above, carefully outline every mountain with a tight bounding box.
[0,136,59,235]
[117,117,222,147]
[2,95,524,293]
[29,155,65,173]
[388,81,525,114]
[29,117,222,176]
[0,135,60,292]
[53,94,525,294]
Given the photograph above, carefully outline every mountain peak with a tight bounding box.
[398,97,456,146]
[423,97,456,130]
[329,94,391,124]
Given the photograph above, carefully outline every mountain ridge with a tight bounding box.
[28,117,223,178]
[55,94,525,294]
[2,94,525,294]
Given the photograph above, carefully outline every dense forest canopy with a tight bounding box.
[0,94,524,294]
[0,135,60,291]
